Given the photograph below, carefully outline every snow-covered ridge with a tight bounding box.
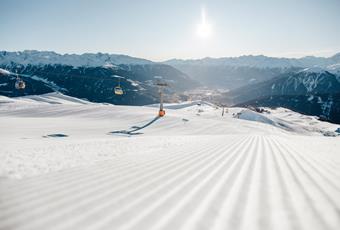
[0,67,10,75]
[0,50,154,67]
[298,66,340,76]
[0,68,68,92]
[164,53,340,69]
[2,50,340,70]
[236,108,338,136]
[299,66,327,74]
[0,92,90,106]
[285,69,340,93]
[22,92,91,105]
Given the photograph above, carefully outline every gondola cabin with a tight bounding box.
[15,79,26,90]
[114,86,124,95]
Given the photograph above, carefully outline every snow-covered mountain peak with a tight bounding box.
[327,63,340,76]
[299,66,327,74]
[0,50,154,67]
[295,65,340,76]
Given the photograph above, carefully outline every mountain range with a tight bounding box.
[164,53,340,90]
[217,69,340,123]
[163,53,340,124]
[164,53,340,69]
[1,50,340,123]
[0,51,198,105]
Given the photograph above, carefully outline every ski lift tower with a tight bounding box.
[155,77,168,117]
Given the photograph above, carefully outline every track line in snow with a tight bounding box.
[120,137,255,230]
[0,137,246,229]
[272,138,340,228]
[240,136,272,230]
[266,136,301,230]
[0,135,339,230]
[67,137,251,230]
[217,136,260,230]
[177,137,255,230]
[0,138,227,224]
[274,138,340,207]
[149,137,256,230]
[270,137,336,230]
[0,137,222,203]
[278,138,340,190]
[258,136,272,229]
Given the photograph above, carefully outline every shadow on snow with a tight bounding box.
[108,116,161,136]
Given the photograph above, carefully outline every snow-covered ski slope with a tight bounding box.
[0,93,340,230]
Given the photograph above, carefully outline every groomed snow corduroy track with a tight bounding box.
[0,94,339,230]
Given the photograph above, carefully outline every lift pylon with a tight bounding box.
[155,82,168,117]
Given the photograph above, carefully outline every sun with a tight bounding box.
[196,7,212,39]
[197,22,212,38]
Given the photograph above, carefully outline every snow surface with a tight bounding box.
[0,68,10,75]
[0,93,340,230]
[237,107,339,136]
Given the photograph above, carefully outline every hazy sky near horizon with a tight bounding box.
[1,0,340,61]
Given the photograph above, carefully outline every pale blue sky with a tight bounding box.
[1,0,340,61]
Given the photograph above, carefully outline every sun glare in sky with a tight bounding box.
[196,7,212,39]
[1,1,339,59]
